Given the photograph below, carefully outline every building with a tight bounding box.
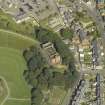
[96,0,105,9]
[41,42,62,65]
[96,0,105,17]
[0,0,59,23]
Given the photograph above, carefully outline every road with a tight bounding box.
[65,1,105,105]
[77,2,105,105]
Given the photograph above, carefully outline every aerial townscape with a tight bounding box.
[0,0,105,105]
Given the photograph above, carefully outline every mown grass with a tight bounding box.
[0,29,36,50]
[0,47,31,105]
[4,100,31,105]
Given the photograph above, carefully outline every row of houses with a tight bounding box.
[0,0,58,23]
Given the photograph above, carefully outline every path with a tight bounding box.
[0,76,10,105]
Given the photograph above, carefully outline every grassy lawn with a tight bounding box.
[4,100,31,105]
[0,47,30,105]
[0,28,37,105]
[0,79,8,104]
[0,29,36,50]
[48,86,66,105]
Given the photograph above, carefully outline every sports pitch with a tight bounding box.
[0,29,36,105]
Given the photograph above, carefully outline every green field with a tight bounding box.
[4,100,31,105]
[0,47,31,105]
[0,29,37,50]
[0,78,8,105]
[0,47,30,105]
[0,29,37,105]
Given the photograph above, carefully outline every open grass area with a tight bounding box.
[49,87,66,105]
[44,86,66,105]
[0,29,36,50]
[4,100,31,105]
[0,28,37,105]
[0,47,30,105]
[0,78,8,105]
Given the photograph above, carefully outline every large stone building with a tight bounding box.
[41,42,62,65]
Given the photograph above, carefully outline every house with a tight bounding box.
[72,35,81,45]
[96,0,104,9]
[82,38,90,49]
[41,42,62,65]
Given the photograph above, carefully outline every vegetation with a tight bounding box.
[60,28,74,40]
[0,8,79,105]
[91,29,101,40]
[0,47,30,105]
[34,27,74,65]
[0,29,36,50]
[23,27,79,105]
[0,9,34,37]
[0,24,38,105]
[75,11,92,23]
[0,79,8,105]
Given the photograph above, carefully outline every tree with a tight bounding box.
[60,28,74,40]
[31,88,43,105]
[37,73,49,91]
[30,79,38,88]
[52,72,65,86]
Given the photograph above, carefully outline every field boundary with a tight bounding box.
[0,29,36,43]
[0,76,10,105]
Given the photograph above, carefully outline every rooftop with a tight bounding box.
[0,0,58,23]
